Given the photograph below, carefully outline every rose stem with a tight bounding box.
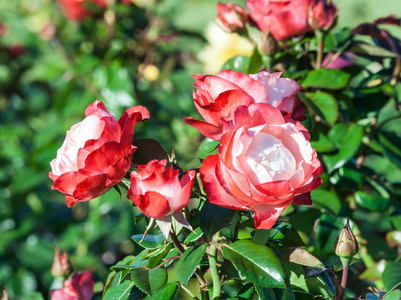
[170,230,209,300]
[316,30,325,69]
[337,264,349,300]
[208,234,222,299]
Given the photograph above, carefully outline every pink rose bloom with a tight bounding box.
[58,0,107,21]
[309,0,337,31]
[127,160,195,238]
[50,271,94,300]
[184,70,305,140]
[49,100,149,207]
[217,2,248,33]
[246,0,311,41]
[200,103,322,229]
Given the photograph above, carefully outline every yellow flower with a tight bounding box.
[198,22,254,74]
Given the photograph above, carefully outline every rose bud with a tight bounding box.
[185,70,305,140]
[49,100,149,207]
[308,0,338,31]
[50,270,95,300]
[217,2,248,33]
[334,218,359,262]
[246,0,311,41]
[200,103,322,229]
[52,247,72,277]
[127,160,195,238]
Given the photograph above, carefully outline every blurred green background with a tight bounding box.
[0,0,400,299]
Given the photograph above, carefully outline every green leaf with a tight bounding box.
[235,282,255,298]
[221,55,250,73]
[283,261,334,298]
[255,281,295,300]
[103,280,135,300]
[198,199,234,237]
[111,251,149,272]
[197,138,219,160]
[132,233,164,250]
[184,227,204,244]
[363,154,401,183]
[305,92,338,126]
[302,69,350,90]
[131,268,168,295]
[382,262,401,291]
[144,282,179,300]
[354,191,390,212]
[323,123,363,173]
[311,188,341,215]
[349,42,398,58]
[248,47,263,74]
[270,223,306,247]
[311,133,337,153]
[222,240,285,288]
[384,289,401,300]
[278,248,325,269]
[177,243,207,285]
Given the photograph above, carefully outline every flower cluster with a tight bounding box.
[217,0,337,41]
[50,70,322,234]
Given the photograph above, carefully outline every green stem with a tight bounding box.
[208,242,221,299]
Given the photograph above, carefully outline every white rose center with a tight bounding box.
[239,130,296,184]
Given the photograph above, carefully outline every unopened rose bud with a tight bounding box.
[258,32,279,56]
[309,0,338,31]
[334,218,359,261]
[52,247,72,277]
[217,2,248,33]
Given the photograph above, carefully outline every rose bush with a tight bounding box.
[50,271,94,300]
[184,70,305,140]
[217,2,248,33]
[127,159,195,237]
[200,103,322,229]
[246,0,337,40]
[49,100,149,207]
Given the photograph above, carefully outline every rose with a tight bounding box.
[127,159,195,238]
[184,70,305,140]
[246,0,311,41]
[49,100,149,207]
[308,0,337,31]
[50,271,94,300]
[217,2,248,33]
[58,0,107,21]
[200,103,322,229]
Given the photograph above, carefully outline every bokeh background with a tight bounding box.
[0,0,400,299]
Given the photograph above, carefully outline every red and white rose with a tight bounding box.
[127,159,195,238]
[200,103,322,229]
[49,100,149,207]
[185,70,305,140]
